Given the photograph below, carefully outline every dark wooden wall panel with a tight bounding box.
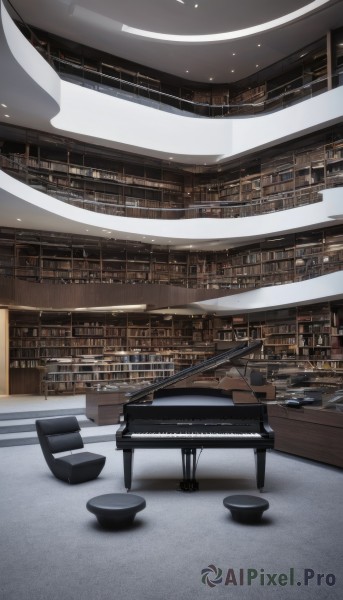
[0,277,232,310]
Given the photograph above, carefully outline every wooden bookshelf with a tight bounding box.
[7,304,343,394]
[41,351,174,396]
[297,304,333,361]
[2,130,342,224]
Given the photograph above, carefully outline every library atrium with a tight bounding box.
[0,2,343,598]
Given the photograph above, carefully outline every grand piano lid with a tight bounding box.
[126,340,262,404]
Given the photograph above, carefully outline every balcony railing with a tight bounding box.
[50,56,342,118]
[0,154,326,221]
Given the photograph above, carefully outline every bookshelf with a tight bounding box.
[7,304,343,394]
[297,304,333,361]
[2,131,343,224]
[1,222,343,295]
[42,351,174,396]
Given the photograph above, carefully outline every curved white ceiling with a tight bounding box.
[6,0,343,82]
[122,0,331,43]
[2,1,343,166]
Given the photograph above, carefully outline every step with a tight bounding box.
[0,412,117,447]
[0,407,85,421]
[0,415,96,434]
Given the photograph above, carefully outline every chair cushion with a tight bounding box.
[57,452,106,467]
[47,432,83,454]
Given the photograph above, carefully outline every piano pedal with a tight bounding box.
[178,479,199,492]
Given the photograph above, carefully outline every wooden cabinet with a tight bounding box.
[85,388,138,425]
[267,404,343,468]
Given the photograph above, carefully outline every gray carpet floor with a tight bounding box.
[0,436,342,600]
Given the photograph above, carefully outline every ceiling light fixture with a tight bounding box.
[122,0,330,43]
[176,0,185,3]
[1,103,7,108]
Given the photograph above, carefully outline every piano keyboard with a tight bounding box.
[131,432,261,439]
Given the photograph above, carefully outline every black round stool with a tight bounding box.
[87,493,146,529]
[223,494,269,523]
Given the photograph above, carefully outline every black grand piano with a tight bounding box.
[116,341,274,491]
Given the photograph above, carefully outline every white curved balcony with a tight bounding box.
[1,170,342,249]
[187,271,343,315]
[1,0,343,166]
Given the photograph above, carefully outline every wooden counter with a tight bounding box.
[267,403,343,468]
[86,388,136,425]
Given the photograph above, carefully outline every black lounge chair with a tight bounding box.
[35,416,106,484]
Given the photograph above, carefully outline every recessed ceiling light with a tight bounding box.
[1,103,7,108]
[232,52,236,56]
[17,218,22,221]
[209,77,213,81]
[185,69,189,73]
[4,114,10,118]
[231,69,235,73]
[176,0,184,3]
[257,43,261,47]
[256,64,259,68]
[169,157,173,160]
[194,4,199,7]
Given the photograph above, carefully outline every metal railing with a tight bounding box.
[51,55,342,118]
[0,154,326,221]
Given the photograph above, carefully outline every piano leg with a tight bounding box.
[254,448,266,491]
[180,448,199,492]
[123,449,134,491]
